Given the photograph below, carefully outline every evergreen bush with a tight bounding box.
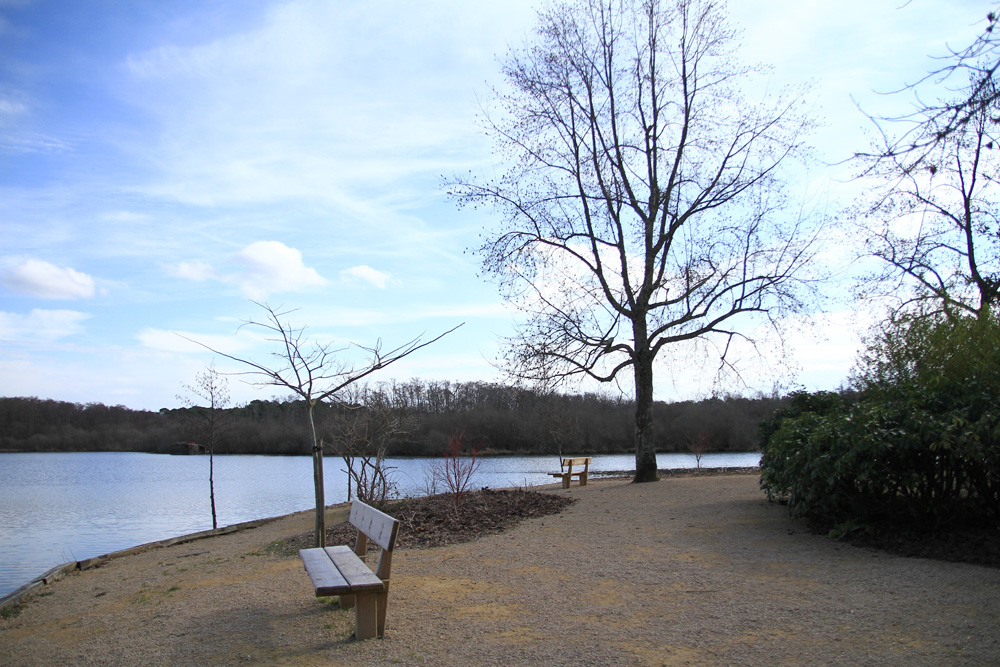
[759,313,1000,532]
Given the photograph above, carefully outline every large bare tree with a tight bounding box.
[855,8,1000,319]
[191,303,458,546]
[449,0,818,482]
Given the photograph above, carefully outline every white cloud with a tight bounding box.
[2,259,96,299]
[168,260,218,282]
[341,265,391,289]
[166,242,327,297]
[231,240,327,299]
[0,97,27,117]
[0,309,91,342]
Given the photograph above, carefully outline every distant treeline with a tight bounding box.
[0,379,787,456]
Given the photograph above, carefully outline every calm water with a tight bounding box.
[0,451,759,598]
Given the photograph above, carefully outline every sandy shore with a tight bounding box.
[2,474,999,666]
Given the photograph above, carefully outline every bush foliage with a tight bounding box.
[760,313,1000,533]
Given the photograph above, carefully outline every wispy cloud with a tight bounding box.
[341,265,391,289]
[0,308,91,342]
[2,259,96,299]
[167,260,218,282]
[114,0,523,210]
[0,96,27,117]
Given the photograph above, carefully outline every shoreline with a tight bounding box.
[1,466,761,610]
[0,512,309,612]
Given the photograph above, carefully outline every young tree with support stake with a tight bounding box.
[449,0,819,482]
[188,302,460,547]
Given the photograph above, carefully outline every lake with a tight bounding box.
[0,450,760,599]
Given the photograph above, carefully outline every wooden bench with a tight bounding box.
[549,456,592,488]
[299,500,400,640]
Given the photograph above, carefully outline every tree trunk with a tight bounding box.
[345,455,354,501]
[208,412,217,530]
[632,347,659,483]
[209,448,217,530]
[309,403,326,548]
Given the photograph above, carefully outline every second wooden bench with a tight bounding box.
[549,456,592,488]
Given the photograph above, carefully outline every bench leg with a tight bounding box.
[580,472,588,486]
[561,474,570,489]
[376,587,390,638]
[354,593,378,640]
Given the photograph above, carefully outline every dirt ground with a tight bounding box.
[2,473,999,666]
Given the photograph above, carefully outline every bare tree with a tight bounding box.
[687,431,709,469]
[863,8,1000,167]
[179,362,230,529]
[855,8,1000,319]
[433,431,483,507]
[327,385,405,509]
[188,302,459,547]
[545,394,581,459]
[448,0,818,482]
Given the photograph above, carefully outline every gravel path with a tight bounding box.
[2,473,998,666]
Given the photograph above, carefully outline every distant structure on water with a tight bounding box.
[169,442,206,455]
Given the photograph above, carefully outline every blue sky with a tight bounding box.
[0,0,988,410]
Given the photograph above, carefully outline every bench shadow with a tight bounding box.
[169,599,361,664]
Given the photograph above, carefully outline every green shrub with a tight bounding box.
[852,311,1000,395]
[760,313,1000,532]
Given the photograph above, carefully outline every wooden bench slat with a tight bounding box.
[562,457,591,465]
[300,546,385,596]
[300,547,351,596]
[324,546,385,592]
[350,503,400,552]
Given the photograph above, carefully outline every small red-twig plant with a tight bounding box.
[433,431,482,507]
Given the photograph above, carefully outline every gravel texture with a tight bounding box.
[2,473,999,666]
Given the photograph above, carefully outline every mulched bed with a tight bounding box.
[285,488,575,553]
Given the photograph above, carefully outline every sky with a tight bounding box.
[0,0,990,411]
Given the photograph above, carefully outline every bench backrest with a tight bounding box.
[561,456,592,471]
[349,500,400,581]
[350,500,400,552]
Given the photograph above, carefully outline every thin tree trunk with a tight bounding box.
[345,455,354,501]
[309,403,326,548]
[209,449,217,530]
[208,411,218,530]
